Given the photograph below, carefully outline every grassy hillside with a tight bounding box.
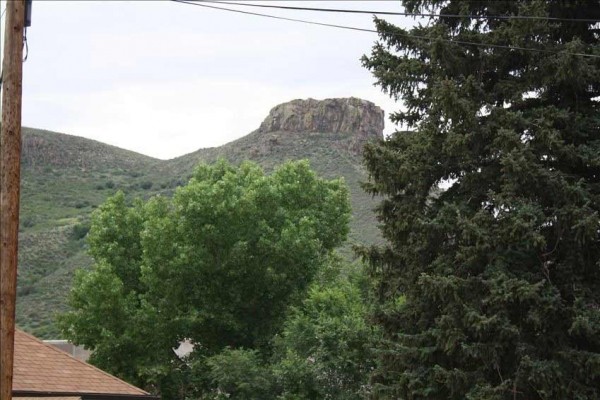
[17,118,382,338]
[164,128,381,245]
[17,128,168,337]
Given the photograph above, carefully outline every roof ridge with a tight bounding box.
[16,329,149,395]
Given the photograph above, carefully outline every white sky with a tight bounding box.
[2,1,414,160]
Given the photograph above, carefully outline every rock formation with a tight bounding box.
[258,97,384,153]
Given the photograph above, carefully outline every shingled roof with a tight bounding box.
[13,329,157,399]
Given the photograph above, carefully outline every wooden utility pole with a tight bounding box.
[0,1,26,400]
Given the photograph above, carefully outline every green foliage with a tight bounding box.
[70,221,90,240]
[204,348,275,400]
[362,1,600,398]
[197,258,379,400]
[21,215,36,229]
[18,119,381,337]
[17,127,162,337]
[86,192,146,293]
[272,266,378,400]
[140,181,153,190]
[59,159,351,399]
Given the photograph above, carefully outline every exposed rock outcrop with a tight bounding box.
[258,97,384,153]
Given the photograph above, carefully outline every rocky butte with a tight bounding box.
[257,97,385,154]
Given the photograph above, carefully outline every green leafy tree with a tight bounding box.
[273,263,379,400]
[361,1,600,398]
[204,348,276,400]
[59,160,350,399]
[203,258,380,400]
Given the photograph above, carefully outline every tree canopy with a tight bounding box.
[202,257,379,400]
[59,159,351,398]
[272,267,378,400]
[362,0,600,398]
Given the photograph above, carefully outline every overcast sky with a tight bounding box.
[2,1,414,159]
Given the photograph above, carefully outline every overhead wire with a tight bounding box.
[171,0,600,59]
[197,0,600,23]
[173,0,377,34]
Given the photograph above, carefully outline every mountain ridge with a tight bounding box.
[17,97,385,338]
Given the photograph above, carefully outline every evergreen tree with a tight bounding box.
[361,1,600,398]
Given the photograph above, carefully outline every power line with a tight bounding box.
[197,0,600,23]
[173,0,378,33]
[171,0,600,59]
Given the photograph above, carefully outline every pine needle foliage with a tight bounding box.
[361,1,600,398]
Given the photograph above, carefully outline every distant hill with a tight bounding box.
[17,97,385,338]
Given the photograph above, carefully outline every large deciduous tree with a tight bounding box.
[203,258,379,400]
[362,1,600,398]
[272,268,378,400]
[59,160,350,398]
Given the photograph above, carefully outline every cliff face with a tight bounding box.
[258,97,384,153]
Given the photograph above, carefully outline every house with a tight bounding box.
[12,329,158,400]
[44,339,92,363]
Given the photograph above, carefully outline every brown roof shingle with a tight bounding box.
[13,329,152,397]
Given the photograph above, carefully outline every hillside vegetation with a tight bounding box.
[17,97,384,338]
